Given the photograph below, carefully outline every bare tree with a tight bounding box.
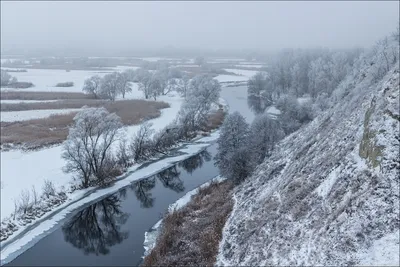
[82,75,102,98]
[31,185,38,205]
[42,179,56,198]
[19,189,31,214]
[62,107,123,187]
[130,122,154,162]
[117,138,131,168]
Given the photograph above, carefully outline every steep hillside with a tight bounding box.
[217,48,400,265]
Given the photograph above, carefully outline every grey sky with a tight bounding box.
[1,1,399,52]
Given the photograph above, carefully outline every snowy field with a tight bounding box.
[224,68,259,78]
[0,108,82,122]
[214,68,259,83]
[0,67,138,93]
[214,74,249,83]
[234,64,265,68]
[0,100,58,104]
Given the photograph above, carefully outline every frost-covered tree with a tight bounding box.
[99,72,123,101]
[276,95,313,134]
[62,108,123,187]
[215,112,252,184]
[0,69,17,86]
[82,75,102,98]
[147,72,166,100]
[247,72,273,114]
[177,74,190,98]
[136,69,152,99]
[178,74,221,134]
[248,113,285,164]
[118,71,133,99]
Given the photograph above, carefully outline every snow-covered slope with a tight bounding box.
[217,51,400,264]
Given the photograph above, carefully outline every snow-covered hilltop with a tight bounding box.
[217,39,400,265]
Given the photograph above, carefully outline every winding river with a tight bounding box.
[4,85,254,266]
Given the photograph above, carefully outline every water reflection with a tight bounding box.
[130,177,156,208]
[156,165,184,193]
[178,150,212,174]
[62,195,129,256]
[60,150,212,257]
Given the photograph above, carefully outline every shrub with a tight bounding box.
[55,82,74,87]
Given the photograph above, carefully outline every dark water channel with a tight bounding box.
[5,85,253,266]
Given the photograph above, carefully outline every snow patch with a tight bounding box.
[357,230,400,266]
[0,108,82,122]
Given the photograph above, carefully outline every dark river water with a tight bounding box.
[5,85,253,266]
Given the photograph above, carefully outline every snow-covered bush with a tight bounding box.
[62,107,123,188]
[276,95,313,134]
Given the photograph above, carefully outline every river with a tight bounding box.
[4,85,253,266]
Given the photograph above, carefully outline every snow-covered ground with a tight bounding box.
[0,108,82,122]
[234,64,265,68]
[1,138,220,265]
[111,65,140,72]
[224,68,260,78]
[265,106,281,116]
[214,68,260,84]
[214,75,249,83]
[0,67,138,93]
[0,69,108,93]
[0,100,58,104]
[357,230,400,266]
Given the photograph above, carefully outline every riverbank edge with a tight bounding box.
[142,175,227,259]
[0,97,229,255]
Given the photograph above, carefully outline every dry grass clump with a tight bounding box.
[143,180,234,266]
[203,109,225,132]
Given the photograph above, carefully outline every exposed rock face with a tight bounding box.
[217,61,399,265]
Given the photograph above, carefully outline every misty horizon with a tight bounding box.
[1,1,399,56]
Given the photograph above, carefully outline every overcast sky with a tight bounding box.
[1,1,399,52]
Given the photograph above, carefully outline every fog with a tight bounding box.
[1,1,399,54]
